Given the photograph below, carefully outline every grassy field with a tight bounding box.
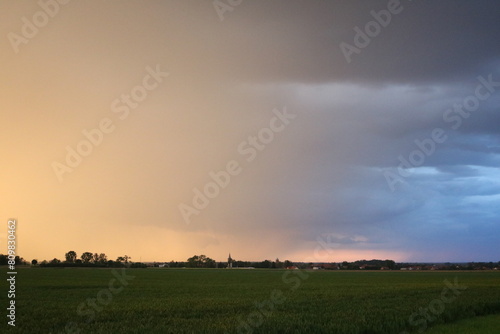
[2,268,500,333]
[426,313,500,334]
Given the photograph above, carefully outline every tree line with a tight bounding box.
[168,256,295,269]
[1,252,498,270]
[0,251,146,268]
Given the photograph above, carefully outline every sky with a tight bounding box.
[1,0,499,263]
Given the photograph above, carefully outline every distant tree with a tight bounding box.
[98,253,107,264]
[116,256,125,263]
[81,252,93,264]
[170,261,184,268]
[261,260,272,268]
[49,258,61,265]
[31,259,38,266]
[123,255,131,264]
[384,259,396,270]
[0,254,7,265]
[65,251,77,263]
[297,263,309,270]
[205,257,216,268]
[15,256,26,265]
[130,262,147,268]
[234,260,251,268]
[187,255,201,267]
[284,260,293,268]
[92,253,99,264]
[187,255,215,268]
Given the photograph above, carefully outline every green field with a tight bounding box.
[426,313,500,334]
[3,268,500,333]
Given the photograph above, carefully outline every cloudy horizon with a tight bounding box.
[1,0,499,263]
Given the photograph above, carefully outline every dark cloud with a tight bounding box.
[192,0,500,84]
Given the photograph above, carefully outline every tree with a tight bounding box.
[93,253,99,264]
[123,255,131,264]
[384,259,396,270]
[187,255,201,267]
[65,251,77,263]
[49,258,61,265]
[31,259,38,266]
[205,257,216,268]
[258,260,272,268]
[81,252,93,264]
[187,255,215,268]
[130,262,147,268]
[98,253,107,264]
[116,256,125,263]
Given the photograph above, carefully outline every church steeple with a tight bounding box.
[227,253,233,268]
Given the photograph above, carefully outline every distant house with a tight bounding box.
[286,266,299,270]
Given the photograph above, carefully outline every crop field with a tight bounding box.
[3,268,500,333]
[426,313,500,334]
